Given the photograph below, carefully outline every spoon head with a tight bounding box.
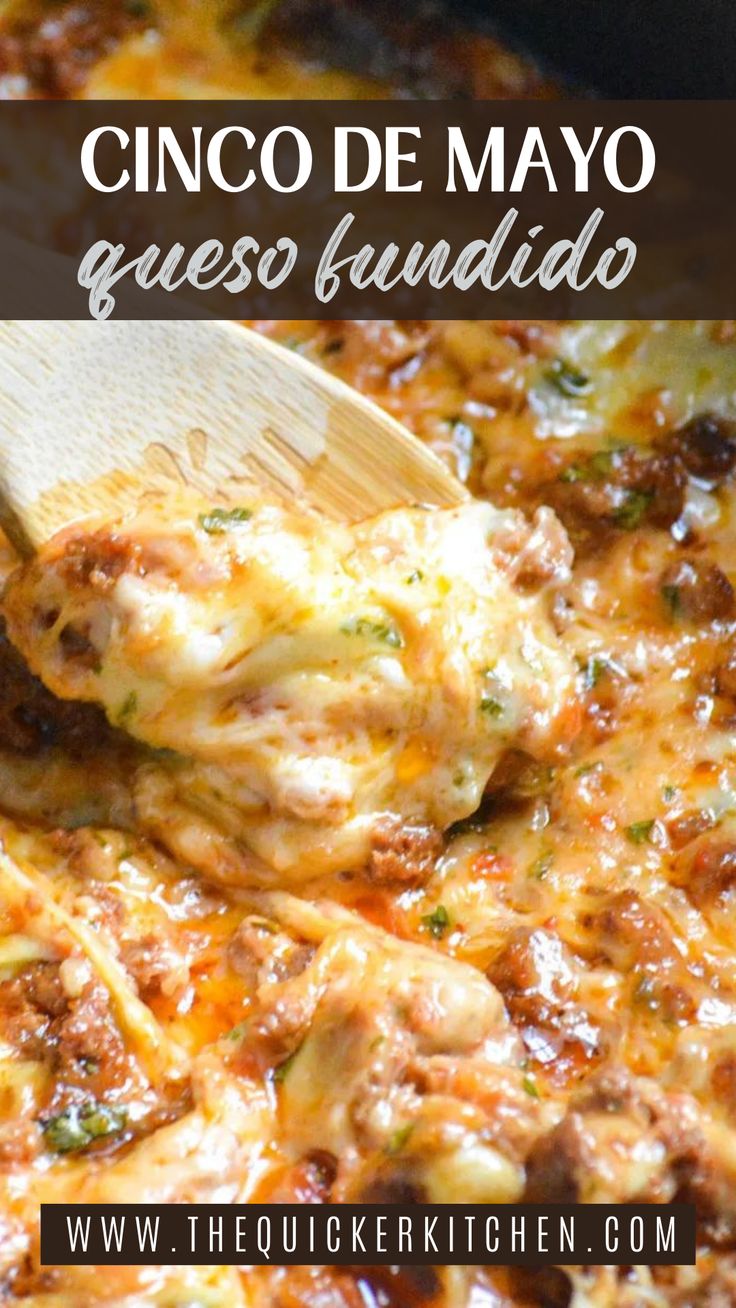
[0,320,465,548]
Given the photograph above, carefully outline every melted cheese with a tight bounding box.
[4,493,577,879]
[4,317,736,1307]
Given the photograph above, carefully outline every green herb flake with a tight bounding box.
[582,655,608,690]
[559,462,584,484]
[273,1050,299,1084]
[662,784,679,803]
[560,449,616,485]
[43,1102,127,1154]
[480,695,504,718]
[198,507,253,534]
[530,852,554,880]
[546,358,593,398]
[614,490,652,530]
[386,1123,414,1155]
[588,449,617,477]
[625,819,655,845]
[406,569,424,585]
[116,691,138,725]
[421,904,450,939]
[340,617,403,648]
[522,1074,540,1098]
[661,583,682,617]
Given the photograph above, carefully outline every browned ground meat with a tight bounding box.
[489,927,578,1026]
[660,559,735,623]
[0,624,112,756]
[367,817,443,887]
[0,961,65,1059]
[715,649,736,700]
[678,840,736,911]
[120,935,182,1003]
[58,530,139,589]
[487,927,601,1066]
[524,1067,736,1245]
[508,1268,571,1308]
[661,413,736,484]
[590,889,680,973]
[0,962,131,1113]
[587,890,696,1022]
[0,1,148,97]
[227,919,313,990]
[543,447,686,553]
[666,807,717,851]
[51,982,130,1109]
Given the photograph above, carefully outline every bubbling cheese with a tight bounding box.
[3,490,577,879]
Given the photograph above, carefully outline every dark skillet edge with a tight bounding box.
[451,0,736,98]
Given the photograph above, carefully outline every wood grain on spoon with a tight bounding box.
[0,320,466,552]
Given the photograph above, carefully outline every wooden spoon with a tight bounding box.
[0,320,465,555]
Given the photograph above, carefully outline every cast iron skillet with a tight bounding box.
[461,0,736,97]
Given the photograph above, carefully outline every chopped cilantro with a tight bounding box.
[116,691,138,725]
[406,569,424,584]
[198,507,253,534]
[588,449,618,477]
[386,1123,414,1154]
[530,852,553,880]
[546,358,593,398]
[560,449,617,484]
[559,463,584,484]
[661,583,682,617]
[662,784,678,803]
[340,617,403,648]
[625,819,655,845]
[522,1074,540,1098]
[582,655,608,690]
[422,905,450,939]
[614,490,652,530]
[273,1050,299,1084]
[480,695,504,718]
[43,1102,127,1154]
